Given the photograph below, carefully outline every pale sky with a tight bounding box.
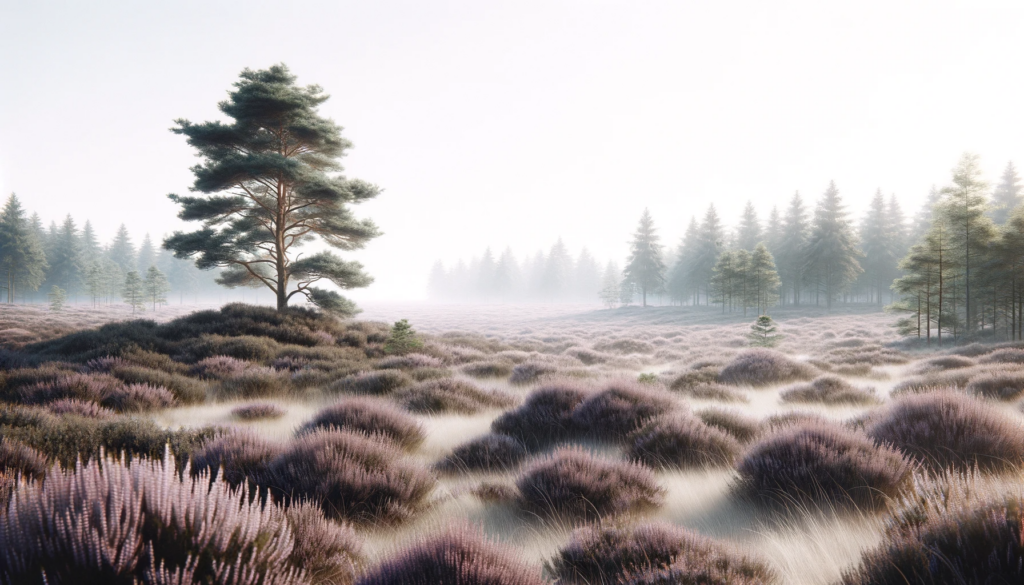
[2,1,1023,300]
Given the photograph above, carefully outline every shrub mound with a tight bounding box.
[357,523,544,585]
[677,382,749,402]
[779,375,878,405]
[550,522,776,585]
[570,381,677,440]
[964,370,1024,400]
[396,378,515,414]
[287,501,365,585]
[0,449,307,585]
[628,414,742,469]
[510,362,558,385]
[979,348,1024,364]
[191,429,283,490]
[492,383,589,449]
[462,360,515,379]
[0,437,47,480]
[331,370,413,395]
[516,447,664,522]
[866,390,1024,471]
[269,429,435,526]
[435,434,528,473]
[44,398,115,419]
[736,421,912,509]
[299,398,425,450]
[17,372,176,413]
[232,401,287,420]
[697,408,761,443]
[718,349,816,387]
[913,355,976,373]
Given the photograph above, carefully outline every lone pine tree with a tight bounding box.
[164,64,381,316]
[623,208,666,307]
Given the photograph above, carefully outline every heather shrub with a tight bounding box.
[761,411,830,433]
[570,381,677,440]
[516,447,664,521]
[231,401,287,420]
[191,429,283,490]
[395,378,515,414]
[912,355,976,374]
[549,522,776,585]
[669,366,720,391]
[177,333,281,362]
[217,367,289,398]
[510,361,558,385]
[564,348,609,365]
[357,523,544,585]
[286,501,365,585]
[44,398,114,419]
[736,421,912,509]
[189,355,255,379]
[434,434,528,473]
[979,348,1024,364]
[472,482,520,503]
[331,370,413,395]
[594,338,655,354]
[268,429,435,525]
[491,383,589,449]
[964,370,1024,400]
[376,353,443,370]
[298,398,425,450]
[718,349,817,387]
[18,372,123,405]
[678,382,749,402]
[462,360,515,379]
[406,367,452,382]
[0,437,47,480]
[779,375,878,405]
[628,414,741,469]
[0,449,305,585]
[101,383,176,412]
[867,391,1024,471]
[109,365,207,404]
[697,408,761,443]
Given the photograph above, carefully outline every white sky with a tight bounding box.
[2,0,1023,300]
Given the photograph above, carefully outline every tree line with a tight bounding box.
[0,194,221,309]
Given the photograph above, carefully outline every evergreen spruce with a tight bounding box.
[667,216,700,305]
[598,261,621,309]
[123,270,145,315]
[747,243,781,314]
[164,64,380,316]
[859,190,895,305]
[693,205,725,305]
[776,192,809,305]
[384,319,422,355]
[0,194,47,303]
[622,209,666,307]
[47,215,83,299]
[107,224,136,273]
[47,285,67,312]
[990,161,1021,225]
[735,201,762,250]
[136,233,157,273]
[803,181,862,309]
[144,266,171,310]
[749,315,782,347]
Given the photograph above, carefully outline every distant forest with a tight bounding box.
[0,195,227,307]
[430,155,1024,344]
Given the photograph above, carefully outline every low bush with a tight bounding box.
[462,360,515,379]
[491,383,589,449]
[550,522,776,585]
[231,401,287,420]
[570,381,677,440]
[395,378,515,414]
[912,355,976,374]
[298,398,425,450]
[357,523,544,585]
[109,364,207,404]
[594,339,655,355]
[286,501,365,585]
[669,366,721,391]
[979,348,1024,364]
[0,437,47,480]
[761,411,830,433]
[718,349,817,387]
[434,434,528,473]
[779,375,878,405]
[0,449,306,585]
[516,447,664,522]
[330,370,413,395]
[18,372,123,405]
[697,408,761,443]
[44,398,114,419]
[376,353,443,370]
[510,362,558,385]
[628,414,742,469]
[177,333,282,363]
[736,421,912,509]
[866,391,1024,471]
[964,370,1024,400]
[191,429,283,490]
[189,354,256,379]
[676,382,749,402]
[268,429,435,525]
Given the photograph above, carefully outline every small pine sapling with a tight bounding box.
[749,315,782,347]
[144,265,171,310]
[123,270,146,315]
[385,319,423,355]
[47,285,67,311]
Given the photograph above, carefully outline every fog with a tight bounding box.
[3,0,1024,301]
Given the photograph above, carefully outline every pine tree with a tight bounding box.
[107,224,136,273]
[0,194,47,303]
[137,233,157,273]
[764,206,782,257]
[940,153,996,334]
[735,201,762,250]
[710,250,742,313]
[144,266,171,310]
[776,192,809,305]
[622,209,666,307]
[747,243,781,314]
[47,286,67,312]
[542,239,573,299]
[85,262,104,308]
[910,186,942,246]
[494,248,521,301]
[803,181,862,309]
[667,216,700,305]
[692,205,725,305]
[859,190,894,305]
[749,315,782,347]
[885,193,909,302]
[123,270,145,315]
[574,248,601,301]
[598,261,621,309]
[80,221,101,264]
[990,162,1021,225]
[477,247,497,299]
[47,215,83,299]
[165,64,381,316]
[385,319,422,355]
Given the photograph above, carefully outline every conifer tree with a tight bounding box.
[910,186,942,246]
[477,247,497,298]
[598,261,621,308]
[747,243,781,314]
[667,216,700,304]
[990,161,1021,225]
[574,248,601,301]
[542,239,573,299]
[749,315,782,347]
[776,192,809,305]
[622,209,666,307]
[164,64,380,316]
[123,270,145,315]
[144,266,171,310]
[80,221,101,264]
[0,194,47,303]
[735,201,762,250]
[494,248,521,300]
[710,250,742,313]
[384,319,422,355]
[47,286,67,312]
[803,181,862,309]
[85,262,104,307]
[47,215,83,299]
[107,224,136,273]
[692,205,725,305]
[859,190,894,305]
[764,206,782,257]
[137,233,157,273]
